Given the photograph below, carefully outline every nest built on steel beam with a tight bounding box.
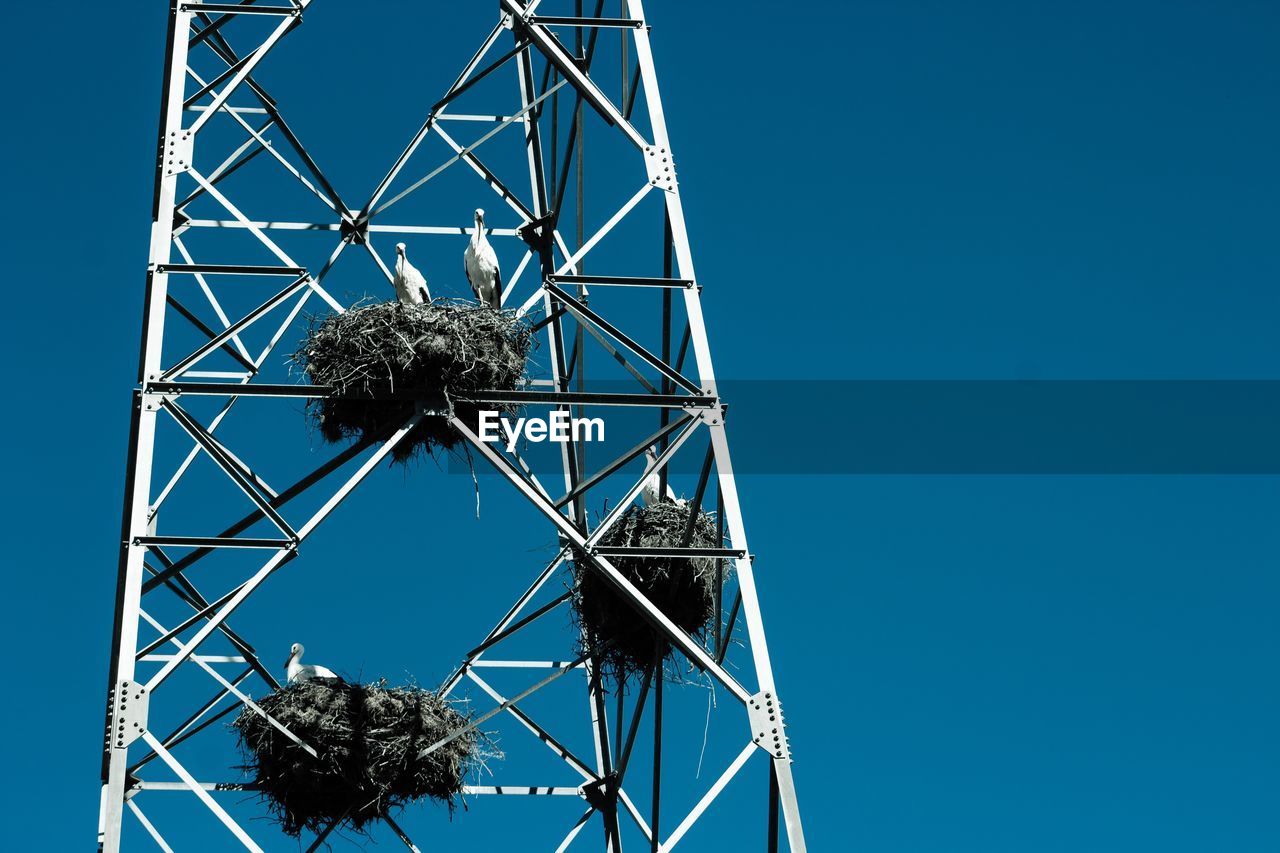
[99,2,807,850]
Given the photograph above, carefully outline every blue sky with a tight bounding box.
[1,1,1278,851]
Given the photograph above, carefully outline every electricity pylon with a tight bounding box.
[99,2,806,851]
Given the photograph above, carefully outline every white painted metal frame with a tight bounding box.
[99,2,805,851]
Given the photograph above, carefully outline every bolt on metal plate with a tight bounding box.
[109,680,150,750]
[645,145,677,192]
[747,690,791,762]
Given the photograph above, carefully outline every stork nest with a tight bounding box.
[292,299,534,461]
[573,500,727,682]
[232,679,479,837]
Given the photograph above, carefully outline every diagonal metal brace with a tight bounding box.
[544,280,703,395]
[502,0,648,150]
[451,415,751,705]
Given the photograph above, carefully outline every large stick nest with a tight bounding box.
[292,299,534,461]
[233,680,479,837]
[572,500,727,682]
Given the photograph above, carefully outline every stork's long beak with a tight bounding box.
[283,654,292,668]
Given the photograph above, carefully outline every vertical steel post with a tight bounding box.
[657,210,673,493]
[768,762,781,853]
[573,0,588,524]
[627,2,808,848]
[100,4,192,851]
[519,29,620,851]
[650,655,663,853]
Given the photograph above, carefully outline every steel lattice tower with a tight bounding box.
[99,2,807,850]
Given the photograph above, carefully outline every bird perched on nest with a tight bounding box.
[393,242,430,305]
[641,446,686,506]
[464,208,502,308]
[285,643,340,684]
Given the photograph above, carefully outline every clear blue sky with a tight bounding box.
[2,1,1278,850]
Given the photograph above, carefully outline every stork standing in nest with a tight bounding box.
[284,643,340,684]
[641,446,686,506]
[464,208,502,308]
[393,242,430,305]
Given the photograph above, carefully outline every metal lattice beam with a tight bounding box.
[98,3,806,851]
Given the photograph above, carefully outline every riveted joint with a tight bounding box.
[339,218,368,245]
[645,145,677,192]
[163,130,194,178]
[748,690,791,762]
[141,391,172,413]
[108,680,150,750]
[578,772,619,810]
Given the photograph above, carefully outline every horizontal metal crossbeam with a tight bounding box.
[144,381,718,409]
[528,16,644,29]
[551,274,694,289]
[464,786,582,796]
[134,535,294,550]
[591,546,746,559]
[456,390,709,410]
[156,263,308,276]
[180,4,299,17]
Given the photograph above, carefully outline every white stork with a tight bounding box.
[464,208,502,308]
[284,642,340,684]
[393,242,430,305]
[641,446,686,506]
